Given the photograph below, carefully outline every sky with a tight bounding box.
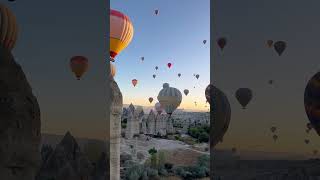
[7,0,108,140]
[212,0,320,156]
[110,0,210,112]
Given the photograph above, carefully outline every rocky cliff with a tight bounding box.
[0,45,41,180]
[109,77,123,180]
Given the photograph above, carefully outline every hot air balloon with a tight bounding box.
[110,62,116,78]
[235,88,253,109]
[304,71,320,136]
[155,9,159,15]
[231,147,237,154]
[149,97,153,103]
[196,74,200,79]
[270,126,277,133]
[205,84,213,104]
[0,3,18,50]
[141,57,144,61]
[132,79,138,87]
[184,89,189,96]
[273,41,286,56]
[157,83,182,115]
[110,9,134,62]
[272,135,278,142]
[70,56,89,80]
[153,74,156,79]
[267,40,273,48]
[210,85,231,149]
[178,73,181,77]
[155,102,163,115]
[155,66,159,70]
[217,37,227,50]
[167,63,172,68]
[203,40,207,44]
[305,139,310,144]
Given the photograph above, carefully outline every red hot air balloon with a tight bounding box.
[167,63,172,68]
[132,79,138,87]
[70,56,89,80]
[217,37,227,50]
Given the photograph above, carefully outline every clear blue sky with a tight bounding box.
[111,0,210,111]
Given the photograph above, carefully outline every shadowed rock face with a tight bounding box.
[110,77,123,180]
[0,46,41,179]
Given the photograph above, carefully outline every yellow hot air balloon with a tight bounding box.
[110,62,116,78]
[110,9,134,62]
[0,3,18,50]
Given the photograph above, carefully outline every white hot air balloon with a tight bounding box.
[157,83,182,116]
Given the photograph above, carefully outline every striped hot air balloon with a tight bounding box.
[110,9,134,62]
[0,3,18,50]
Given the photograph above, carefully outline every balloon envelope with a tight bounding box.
[267,40,273,48]
[157,83,182,115]
[273,41,286,56]
[132,79,138,87]
[205,84,214,104]
[210,85,231,149]
[0,3,18,50]
[304,72,320,136]
[235,88,253,109]
[70,56,88,80]
[184,89,189,96]
[217,37,227,50]
[149,97,153,103]
[110,9,134,61]
[167,63,172,68]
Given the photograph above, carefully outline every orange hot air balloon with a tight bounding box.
[110,9,134,62]
[132,79,138,87]
[70,56,88,80]
[110,62,116,78]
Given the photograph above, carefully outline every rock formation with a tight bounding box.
[0,45,41,180]
[36,132,93,180]
[109,77,123,180]
[37,131,109,180]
